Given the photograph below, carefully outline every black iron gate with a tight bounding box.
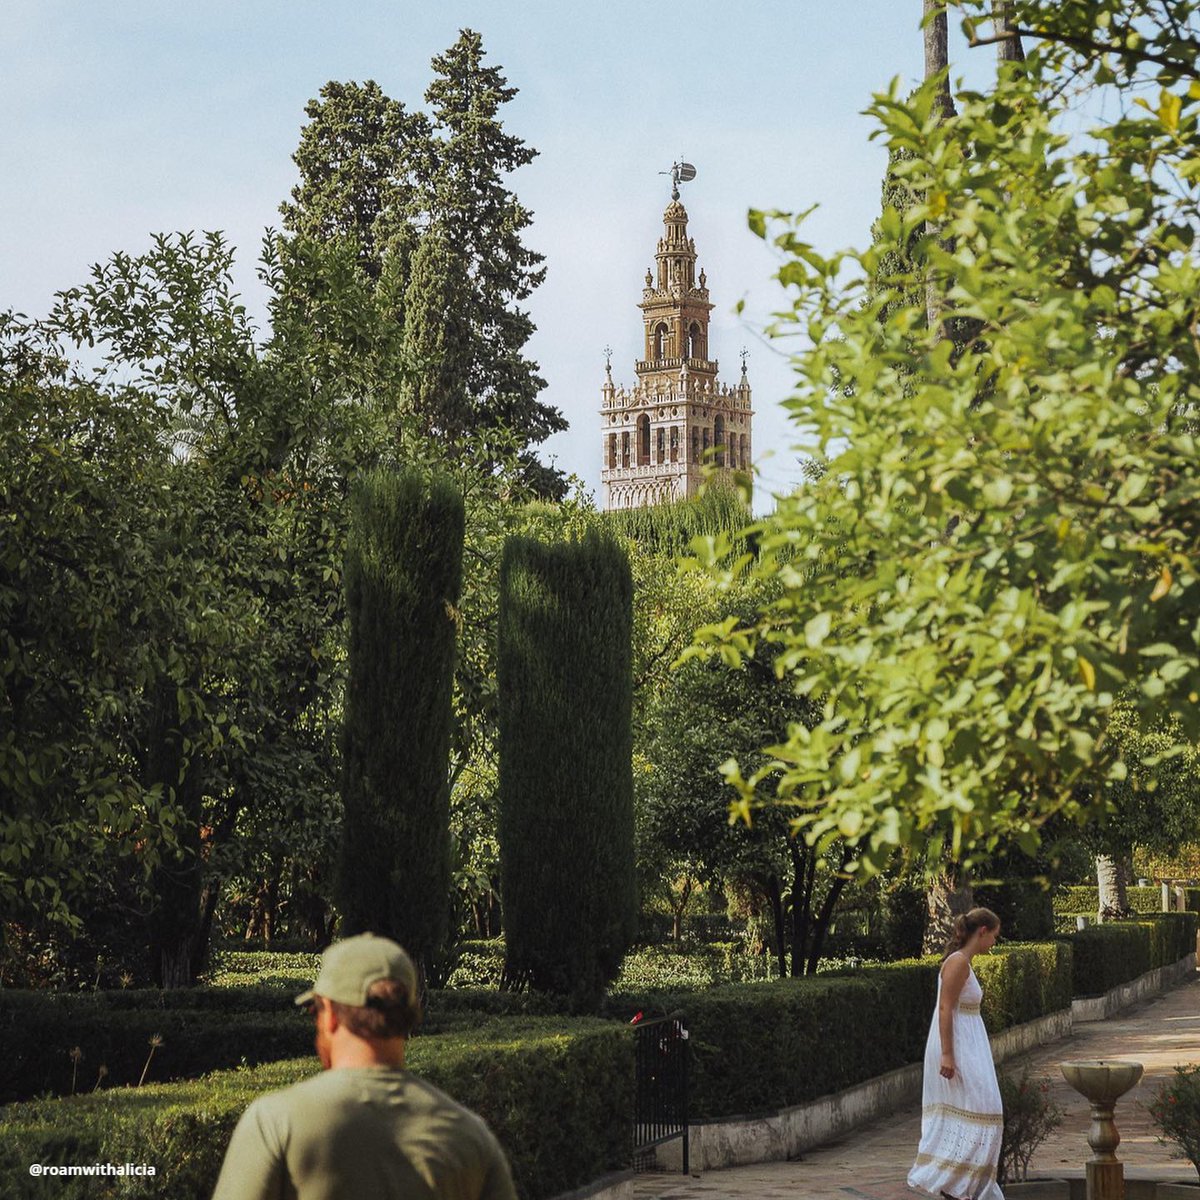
[632,1013,689,1173]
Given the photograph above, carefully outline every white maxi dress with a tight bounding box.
[907,956,1004,1200]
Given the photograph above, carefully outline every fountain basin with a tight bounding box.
[1059,1060,1144,1105]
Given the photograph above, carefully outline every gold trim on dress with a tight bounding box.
[922,1102,1003,1126]
[912,1150,998,1188]
[958,1001,981,1014]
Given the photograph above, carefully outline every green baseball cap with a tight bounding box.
[294,933,418,1008]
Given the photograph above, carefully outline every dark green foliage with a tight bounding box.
[973,880,1056,942]
[1064,924,1152,996]
[974,944,1073,1033]
[280,79,427,277]
[879,879,928,958]
[337,469,465,976]
[603,482,750,556]
[498,531,636,1000]
[0,999,311,1103]
[1061,913,1197,996]
[1054,885,1166,915]
[616,965,936,1118]
[401,224,472,436]
[420,31,564,459]
[0,1022,632,1200]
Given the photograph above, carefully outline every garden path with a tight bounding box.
[633,969,1200,1199]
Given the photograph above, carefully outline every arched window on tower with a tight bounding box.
[714,415,725,467]
[637,414,651,466]
[607,433,617,469]
[702,427,711,453]
[653,323,668,360]
[670,426,679,463]
[622,431,631,468]
[687,321,705,360]
[740,433,748,467]
[691,426,700,464]
[656,427,665,464]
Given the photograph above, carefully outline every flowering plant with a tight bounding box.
[1148,1064,1200,1183]
[998,1068,1063,1184]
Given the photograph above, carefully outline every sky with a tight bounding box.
[2,1,999,509]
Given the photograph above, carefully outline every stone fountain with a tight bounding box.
[1059,1060,1145,1200]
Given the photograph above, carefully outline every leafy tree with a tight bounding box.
[280,80,428,278]
[419,29,565,461]
[497,531,636,1000]
[643,582,855,976]
[337,469,465,981]
[280,35,565,491]
[695,1,1200,878]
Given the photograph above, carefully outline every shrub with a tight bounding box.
[0,1000,311,1103]
[498,531,637,1001]
[1061,912,1197,996]
[0,1020,632,1200]
[1149,1064,1200,1183]
[998,1066,1064,1184]
[1053,885,1162,916]
[975,943,1072,1034]
[337,468,465,979]
[974,880,1056,942]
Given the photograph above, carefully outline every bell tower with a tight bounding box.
[601,165,752,511]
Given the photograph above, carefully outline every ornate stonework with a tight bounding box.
[601,196,752,510]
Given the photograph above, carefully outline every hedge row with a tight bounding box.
[1054,885,1200,916]
[0,999,312,1104]
[607,944,1069,1120]
[1064,912,1198,997]
[0,1020,631,1200]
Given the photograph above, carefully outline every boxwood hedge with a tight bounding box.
[0,1019,632,1200]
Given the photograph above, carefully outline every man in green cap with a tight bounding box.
[212,933,517,1200]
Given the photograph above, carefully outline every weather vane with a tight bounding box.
[740,346,750,370]
[659,160,697,200]
[603,344,613,369]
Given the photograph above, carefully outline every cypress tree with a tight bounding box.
[337,468,464,980]
[498,530,636,1001]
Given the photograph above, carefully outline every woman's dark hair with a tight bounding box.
[941,907,1000,959]
[328,978,422,1039]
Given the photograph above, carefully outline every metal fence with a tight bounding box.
[632,1013,689,1173]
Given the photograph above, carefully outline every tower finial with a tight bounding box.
[740,346,750,375]
[659,160,696,201]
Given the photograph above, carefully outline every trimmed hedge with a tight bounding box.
[0,996,311,1104]
[607,945,1070,1120]
[0,1020,632,1200]
[1061,912,1198,997]
[1052,884,1200,916]
[974,942,1072,1034]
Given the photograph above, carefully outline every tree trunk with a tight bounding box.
[763,874,788,979]
[1096,854,1128,920]
[993,1,1025,63]
[923,1,955,120]
[923,868,974,954]
[923,1,956,336]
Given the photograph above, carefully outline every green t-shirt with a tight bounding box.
[211,1067,518,1200]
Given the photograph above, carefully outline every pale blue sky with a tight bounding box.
[3,2,996,505]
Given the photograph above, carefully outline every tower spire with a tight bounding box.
[599,170,753,511]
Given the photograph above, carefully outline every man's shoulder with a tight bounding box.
[405,1074,498,1138]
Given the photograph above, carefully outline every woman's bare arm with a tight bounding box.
[938,953,969,1079]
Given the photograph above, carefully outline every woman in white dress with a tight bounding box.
[908,907,1004,1200]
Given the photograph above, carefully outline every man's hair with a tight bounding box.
[328,978,421,1039]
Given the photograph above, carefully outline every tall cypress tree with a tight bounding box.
[337,469,464,979]
[400,222,473,437]
[497,531,636,1001]
[421,30,567,457]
